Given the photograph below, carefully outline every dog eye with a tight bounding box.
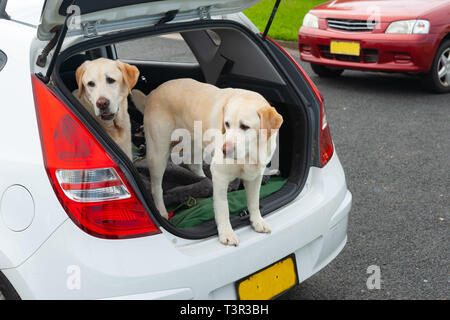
[240,124,250,131]
[106,77,116,84]
[87,81,95,87]
[225,121,230,128]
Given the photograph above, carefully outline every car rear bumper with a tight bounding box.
[298,27,438,73]
[2,153,351,300]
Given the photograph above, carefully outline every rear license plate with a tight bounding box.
[236,254,298,300]
[330,40,361,56]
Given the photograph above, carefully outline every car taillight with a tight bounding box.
[319,100,333,167]
[264,36,334,167]
[31,74,160,239]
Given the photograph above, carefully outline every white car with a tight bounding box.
[0,0,352,300]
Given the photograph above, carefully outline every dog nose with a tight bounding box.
[222,142,234,156]
[96,97,110,110]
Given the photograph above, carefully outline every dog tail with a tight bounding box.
[131,89,147,114]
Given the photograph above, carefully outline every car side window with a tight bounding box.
[115,33,197,63]
[0,50,7,72]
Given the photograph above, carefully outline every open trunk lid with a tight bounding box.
[38,0,261,40]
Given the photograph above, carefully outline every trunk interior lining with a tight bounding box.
[55,21,311,239]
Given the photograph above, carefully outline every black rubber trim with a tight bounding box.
[51,20,316,240]
[0,271,21,300]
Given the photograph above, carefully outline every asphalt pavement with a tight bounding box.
[116,37,450,300]
[281,46,449,300]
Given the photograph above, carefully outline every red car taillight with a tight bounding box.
[32,75,160,239]
[264,36,334,167]
[318,99,333,167]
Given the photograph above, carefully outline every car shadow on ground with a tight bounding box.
[309,69,433,96]
[287,48,435,96]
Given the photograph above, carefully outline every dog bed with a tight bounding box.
[169,176,287,228]
[133,156,287,229]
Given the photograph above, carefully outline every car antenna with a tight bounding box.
[262,0,281,41]
[39,0,77,84]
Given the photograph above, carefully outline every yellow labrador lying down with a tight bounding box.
[136,78,283,246]
[73,58,140,159]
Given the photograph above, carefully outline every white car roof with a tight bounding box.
[6,0,44,27]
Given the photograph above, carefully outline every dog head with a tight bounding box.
[75,58,139,122]
[221,93,283,162]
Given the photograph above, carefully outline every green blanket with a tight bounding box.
[169,177,287,228]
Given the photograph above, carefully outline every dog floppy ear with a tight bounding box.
[75,61,88,98]
[117,61,140,95]
[257,105,283,139]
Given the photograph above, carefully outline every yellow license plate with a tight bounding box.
[330,41,361,56]
[236,255,298,300]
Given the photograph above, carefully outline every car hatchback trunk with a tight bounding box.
[50,20,313,240]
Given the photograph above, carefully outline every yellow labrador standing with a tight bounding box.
[137,78,283,246]
[73,58,140,159]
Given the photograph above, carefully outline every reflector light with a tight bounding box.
[56,168,129,201]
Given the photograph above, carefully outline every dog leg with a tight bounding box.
[186,142,206,177]
[244,175,271,234]
[187,163,206,178]
[212,168,239,246]
[146,134,171,220]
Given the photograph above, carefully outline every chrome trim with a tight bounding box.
[327,18,377,32]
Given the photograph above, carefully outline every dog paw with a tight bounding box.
[160,211,169,220]
[219,230,239,246]
[251,218,272,234]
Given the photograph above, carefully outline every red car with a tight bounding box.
[298,0,450,93]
